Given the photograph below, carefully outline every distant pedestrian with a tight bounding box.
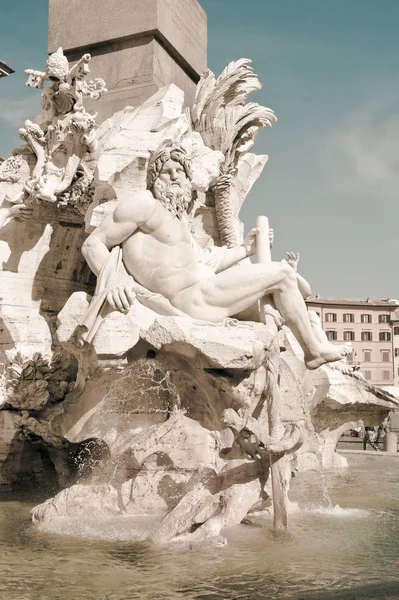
[363,427,379,451]
[376,415,390,446]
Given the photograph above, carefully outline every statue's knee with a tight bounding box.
[308,310,321,325]
[279,261,296,282]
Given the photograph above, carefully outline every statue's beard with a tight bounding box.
[152,178,192,220]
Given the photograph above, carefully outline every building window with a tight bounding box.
[382,370,391,380]
[395,348,399,357]
[363,350,372,362]
[379,332,391,342]
[343,313,354,323]
[379,314,390,324]
[364,370,372,380]
[361,314,372,323]
[326,330,337,341]
[347,351,355,365]
[381,350,390,362]
[361,331,372,341]
[343,331,355,341]
[394,327,399,335]
[325,313,337,322]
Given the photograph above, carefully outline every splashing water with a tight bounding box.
[319,462,334,508]
[304,505,371,518]
[299,387,334,509]
[2,455,399,600]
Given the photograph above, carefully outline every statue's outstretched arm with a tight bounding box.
[216,227,260,273]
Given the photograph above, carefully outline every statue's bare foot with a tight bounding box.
[304,343,351,370]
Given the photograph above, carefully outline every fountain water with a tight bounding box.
[1,454,399,599]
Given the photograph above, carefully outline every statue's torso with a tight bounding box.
[122,202,213,300]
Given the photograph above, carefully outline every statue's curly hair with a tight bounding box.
[146,143,192,191]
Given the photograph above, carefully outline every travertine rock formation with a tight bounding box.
[281,329,398,470]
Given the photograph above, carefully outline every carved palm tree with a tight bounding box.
[191,59,277,246]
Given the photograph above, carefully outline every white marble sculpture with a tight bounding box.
[81,142,350,370]
[11,48,106,205]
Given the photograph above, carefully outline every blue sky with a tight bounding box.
[1,0,398,298]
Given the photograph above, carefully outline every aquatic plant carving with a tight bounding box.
[4,351,74,411]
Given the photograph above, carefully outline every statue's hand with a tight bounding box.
[244,227,259,257]
[285,252,299,272]
[264,305,285,328]
[106,284,136,314]
[11,204,34,221]
[269,228,274,248]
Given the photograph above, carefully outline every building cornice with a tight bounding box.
[306,298,399,309]
[0,60,15,78]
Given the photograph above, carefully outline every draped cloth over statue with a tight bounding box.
[79,238,227,344]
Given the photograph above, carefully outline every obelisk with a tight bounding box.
[48,0,207,123]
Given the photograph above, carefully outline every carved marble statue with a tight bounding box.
[10,48,106,206]
[81,143,350,370]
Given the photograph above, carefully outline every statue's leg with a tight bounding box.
[308,309,329,344]
[172,261,351,370]
[172,261,294,320]
[265,275,351,369]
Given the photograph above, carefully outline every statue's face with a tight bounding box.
[158,159,188,189]
[152,156,192,219]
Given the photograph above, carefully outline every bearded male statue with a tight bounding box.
[82,144,350,370]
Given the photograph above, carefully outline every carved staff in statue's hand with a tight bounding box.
[256,215,288,530]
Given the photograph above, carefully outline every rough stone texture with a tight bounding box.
[0,410,59,489]
[32,484,121,523]
[112,410,224,471]
[49,0,207,119]
[21,324,278,541]
[0,208,92,358]
[281,328,399,470]
[143,317,271,371]
[0,412,21,486]
[32,460,263,544]
[85,84,223,233]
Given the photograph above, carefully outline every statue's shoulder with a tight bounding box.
[114,190,156,222]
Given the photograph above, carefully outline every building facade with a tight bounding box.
[306,298,399,388]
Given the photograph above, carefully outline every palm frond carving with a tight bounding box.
[191,59,277,247]
[192,59,276,173]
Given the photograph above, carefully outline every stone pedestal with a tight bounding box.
[48,0,207,122]
[383,431,398,453]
